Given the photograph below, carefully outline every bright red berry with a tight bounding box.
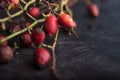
[88,4,99,17]
[21,32,33,47]
[45,15,58,36]
[29,7,40,18]
[58,13,77,28]
[31,28,45,45]
[34,48,50,68]
[0,46,13,64]
[0,34,8,46]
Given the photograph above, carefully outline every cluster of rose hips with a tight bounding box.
[0,0,99,79]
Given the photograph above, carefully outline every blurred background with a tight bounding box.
[0,0,120,80]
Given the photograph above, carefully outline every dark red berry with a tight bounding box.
[25,22,31,27]
[31,28,45,45]
[67,0,72,7]
[45,15,58,36]
[0,34,8,46]
[58,13,77,28]
[88,4,99,17]
[9,25,21,33]
[0,46,13,64]
[29,7,40,17]
[67,0,77,8]
[34,48,50,68]
[21,32,33,47]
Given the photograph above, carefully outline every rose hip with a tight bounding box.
[58,13,77,29]
[8,0,19,9]
[0,46,13,64]
[67,0,77,8]
[0,34,8,46]
[31,28,45,45]
[9,25,21,33]
[25,22,31,27]
[29,7,40,18]
[21,32,33,47]
[88,4,99,17]
[45,15,58,36]
[34,48,50,68]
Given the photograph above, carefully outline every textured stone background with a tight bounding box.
[0,0,120,80]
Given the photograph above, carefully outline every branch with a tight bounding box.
[51,30,59,80]
[0,19,45,44]
[0,0,36,22]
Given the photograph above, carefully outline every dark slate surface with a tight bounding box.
[0,0,120,80]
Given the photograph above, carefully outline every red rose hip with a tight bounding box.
[29,7,40,18]
[31,28,45,45]
[45,15,58,36]
[88,4,99,17]
[25,22,31,27]
[21,32,33,47]
[9,25,21,33]
[58,13,77,28]
[0,46,13,64]
[34,48,50,68]
[8,0,20,9]
[67,0,77,8]
[0,34,8,46]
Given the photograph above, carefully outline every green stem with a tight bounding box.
[53,30,59,48]
[5,9,11,17]
[0,0,35,22]
[65,5,73,17]
[41,43,53,49]
[0,19,45,44]
[60,0,69,13]
[26,12,37,21]
[21,0,27,4]
[1,22,6,30]
[24,0,35,10]
[60,0,64,13]
[0,10,23,22]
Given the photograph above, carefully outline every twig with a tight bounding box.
[0,19,45,44]
[41,43,53,49]
[21,0,27,4]
[50,30,59,80]
[71,29,78,38]
[42,0,59,16]
[0,0,35,22]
